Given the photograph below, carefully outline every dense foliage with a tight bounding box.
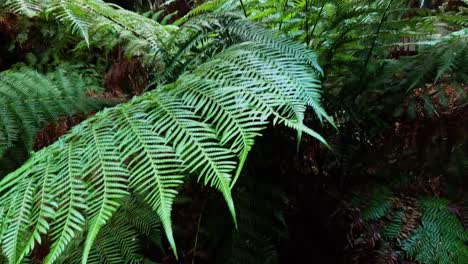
[0,0,466,263]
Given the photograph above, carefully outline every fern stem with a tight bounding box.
[309,1,326,46]
[305,0,310,46]
[239,0,248,17]
[363,0,394,70]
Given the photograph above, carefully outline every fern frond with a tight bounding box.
[44,142,87,264]
[4,0,175,65]
[52,197,159,264]
[112,106,183,256]
[225,19,323,74]
[0,36,328,263]
[353,185,468,264]
[147,91,237,230]
[0,68,106,175]
[16,154,58,262]
[50,0,91,44]
[1,176,35,264]
[381,210,404,239]
[1,0,43,17]
[117,196,162,246]
[401,197,468,264]
[87,216,143,264]
[79,119,130,264]
[355,186,393,221]
[183,0,237,20]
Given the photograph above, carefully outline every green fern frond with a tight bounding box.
[4,0,175,64]
[401,197,468,264]
[86,216,143,264]
[1,176,35,264]
[79,119,130,264]
[0,68,106,173]
[52,197,160,264]
[1,0,42,17]
[0,36,328,263]
[381,210,404,239]
[117,196,162,247]
[356,186,393,221]
[44,142,87,264]
[353,185,468,264]
[49,0,91,44]
[147,91,237,231]
[404,31,468,88]
[112,105,183,256]
[182,0,237,21]
[16,155,58,262]
[225,19,323,74]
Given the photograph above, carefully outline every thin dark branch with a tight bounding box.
[363,0,394,69]
[309,1,326,46]
[305,0,310,45]
[239,0,248,17]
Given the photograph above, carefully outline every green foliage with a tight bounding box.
[401,197,468,264]
[381,209,404,240]
[189,0,468,127]
[0,35,328,263]
[55,196,162,264]
[187,0,422,64]
[0,67,107,175]
[402,29,468,87]
[436,5,468,27]
[1,0,176,64]
[142,9,178,25]
[353,187,468,264]
[2,1,466,263]
[354,186,393,221]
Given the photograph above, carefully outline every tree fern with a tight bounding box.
[0,35,329,263]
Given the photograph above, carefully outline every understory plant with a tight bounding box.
[0,0,332,263]
[0,0,466,263]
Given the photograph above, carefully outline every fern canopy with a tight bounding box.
[1,0,176,64]
[0,36,328,263]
